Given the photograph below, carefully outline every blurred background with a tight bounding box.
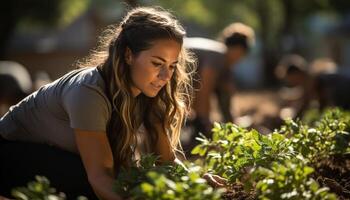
[1,0,350,133]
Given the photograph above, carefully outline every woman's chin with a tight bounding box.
[143,91,158,98]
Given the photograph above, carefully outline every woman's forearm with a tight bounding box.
[89,173,123,200]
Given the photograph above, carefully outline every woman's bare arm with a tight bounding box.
[154,125,176,163]
[75,129,122,200]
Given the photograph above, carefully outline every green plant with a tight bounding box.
[190,108,350,199]
[131,166,224,200]
[114,154,224,200]
[314,109,350,154]
[251,160,337,200]
[279,109,350,162]
[191,122,297,182]
[11,176,87,200]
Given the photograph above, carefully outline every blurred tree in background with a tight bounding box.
[1,0,349,85]
[0,0,90,58]
[153,0,350,85]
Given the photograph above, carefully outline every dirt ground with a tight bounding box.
[212,89,283,132]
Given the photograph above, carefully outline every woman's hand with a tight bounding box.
[203,172,227,188]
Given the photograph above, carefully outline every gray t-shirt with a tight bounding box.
[0,67,112,153]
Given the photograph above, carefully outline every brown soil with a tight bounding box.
[313,153,350,199]
[221,182,256,200]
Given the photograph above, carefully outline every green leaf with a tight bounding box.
[140,183,154,194]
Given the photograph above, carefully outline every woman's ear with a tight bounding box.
[125,47,133,65]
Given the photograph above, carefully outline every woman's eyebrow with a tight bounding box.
[152,56,178,64]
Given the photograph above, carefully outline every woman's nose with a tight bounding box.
[158,67,172,81]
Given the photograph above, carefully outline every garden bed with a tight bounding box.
[8,108,350,200]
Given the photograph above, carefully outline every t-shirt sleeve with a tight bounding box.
[63,85,110,132]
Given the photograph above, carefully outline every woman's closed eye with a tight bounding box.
[152,61,177,72]
[152,61,163,67]
[169,64,177,71]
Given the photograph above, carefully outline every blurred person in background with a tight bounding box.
[275,55,350,120]
[183,23,255,150]
[33,70,52,91]
[0,61,33,117]
[309,58,350,111]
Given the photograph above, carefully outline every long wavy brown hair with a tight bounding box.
[77,7,195,174]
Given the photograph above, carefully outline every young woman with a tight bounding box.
[0,6,225,200]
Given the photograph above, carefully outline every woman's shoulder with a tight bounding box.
[56,67,105,92]
[68,67,102,85]
[59,67,111,109]
[63,82,112,131]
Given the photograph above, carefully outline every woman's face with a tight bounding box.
[128,39,181,97]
